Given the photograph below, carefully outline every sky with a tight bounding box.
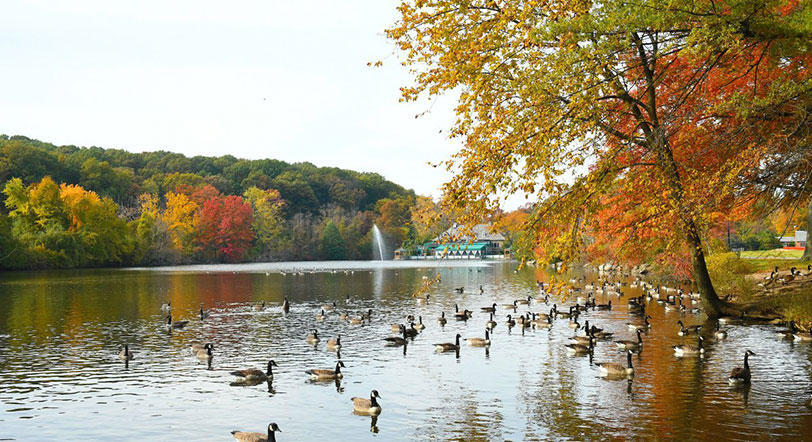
[0,1,531,206]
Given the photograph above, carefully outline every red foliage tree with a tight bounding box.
[195,195,255,262]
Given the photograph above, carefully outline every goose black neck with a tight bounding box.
[335,362,342,373]
[637,331,643,343]
[743,352,750,369]
[267,362,274,376]
[370,394,379,407]
[268,427,276,442]
[627,351,633,368]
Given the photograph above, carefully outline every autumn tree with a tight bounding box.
[243,186,286,260]
[388,0,812,316]
[195,195,254,262]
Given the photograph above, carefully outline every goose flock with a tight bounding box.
[120,265,812,440]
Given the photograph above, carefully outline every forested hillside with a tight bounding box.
[0,135,418,269]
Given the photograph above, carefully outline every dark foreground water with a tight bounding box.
[0,261,810,441]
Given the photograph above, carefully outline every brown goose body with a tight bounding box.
[351,389,382,415]
[231,423,280,442]
[118,344,135,361]
[465,330,491,347]
[615,329,643,350]
[306,361,345,379]
[327,335,342,350]
[597,350,635,377]
[196,343,214,361]
[434,334,461,352]
[232,360,277,381]
[728,350,755,385]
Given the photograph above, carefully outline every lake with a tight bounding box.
[1,261,810,441]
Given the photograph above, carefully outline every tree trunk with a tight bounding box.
[649,129,730,317]
[802,198,812,261]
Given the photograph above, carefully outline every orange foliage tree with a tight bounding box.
[388,0,812,316]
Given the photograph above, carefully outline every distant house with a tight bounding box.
[778,230,807,248]
[422,223,507,259]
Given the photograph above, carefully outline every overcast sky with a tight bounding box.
[0,1,527,206]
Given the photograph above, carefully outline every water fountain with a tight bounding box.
[371,224,388,261]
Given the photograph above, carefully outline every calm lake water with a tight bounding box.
[1,261,811,441]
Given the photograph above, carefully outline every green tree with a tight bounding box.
[320,221,347,260]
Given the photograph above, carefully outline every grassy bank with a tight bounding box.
[708,252,812,326]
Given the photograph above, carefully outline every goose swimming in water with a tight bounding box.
[119,344,135,361]
[306,361,345,380]
[351,389,382,415]
[728,350,755,385]
[231,422,281,442]
[673,336,704,356]
[434,334,461,352]
[231,360,278,382]
[596,349,635,377]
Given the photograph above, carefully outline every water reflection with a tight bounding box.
[0,262,810,441]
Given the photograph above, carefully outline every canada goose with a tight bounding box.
[316,309,326,321]
[455,309,471,321]
[583,320,602,334]
[595,300,612,310]
[327,335,342,350]
[673,336,704,356]
[231,422,281,442]
[166,315,188,330]
[505,315,516,327]
[199,306,210,320]
[406,314,415,323]
[780,267,798,285]
[517,296,532,305]
[434,334,462,352]
[231,360,278,382]
[465,330,491,346]
[196,343,214,361]
[160,301,171,312]
[437,311,447,326]
[555,306,574,319]
[416,294,430,304]
[534,314,553,328]
[596,349,635,377]
[352,390,382,415]
[715,322,728,339]
[481,303,497,313]
[403,323,419,338]
[615,329,643,350]
[568,317,581,329]
[803,264,812,277]
[454,287,464,293]
[321,301,337,311]
[677,320,702,336]
[414,316,426,330]
[565,339,594,355]
[569,330,595,346]
[306,329,320,344]
[627,315,652,330]
[339,312,348,321]
[792,326,812,342]
[282,298,290,313]
[306,361,346,380]
[384,327,408,346]
[253,301,266,311]
[776,320,798,339]
[591,330,614,340]
[486,313,497,330]
[503,300,518,310]
[119,344,135,361]
[728,350,755,385]
[348,316,364,325]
